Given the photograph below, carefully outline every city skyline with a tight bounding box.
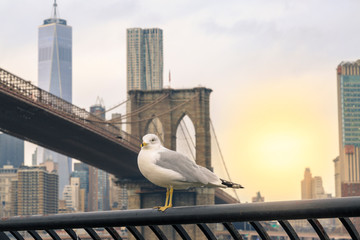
[2,1,360,202]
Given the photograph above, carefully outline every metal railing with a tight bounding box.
[0,197,360,239]
[0,68,141,152]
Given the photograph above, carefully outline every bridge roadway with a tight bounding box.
[0,68,143,179]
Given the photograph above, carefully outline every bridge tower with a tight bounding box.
[128,87,212,169]
[126,87,213,239]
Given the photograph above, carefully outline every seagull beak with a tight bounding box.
[141,142,148,148]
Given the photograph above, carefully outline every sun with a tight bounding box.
[256,130,304,169]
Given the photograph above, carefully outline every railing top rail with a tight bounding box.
[1,197,360,231]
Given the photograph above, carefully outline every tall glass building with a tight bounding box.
[38,3,72,102]
[127,28,163,91]
[336,60,360,197]
[37,1,72,197]
[0,133,24,168]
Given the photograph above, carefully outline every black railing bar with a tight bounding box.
[0,232,10,240]
[149,225,168,240]
[196,223,217,240]
[250,221,271,240]
[222,222,243,240]
[339,217,360,240]
[105,227,122,240]
[45,229,61,240]
[84,227,101,240]
[278,220,300,240]
[308,219,330,240]
[64,228,80,240]
[171,224,191,240]
[1,197,360,231]
[27,230,42,240]
[9,231,24,240]
[126,226,145,240]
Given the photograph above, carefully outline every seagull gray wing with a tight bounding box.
[156,149,208,184]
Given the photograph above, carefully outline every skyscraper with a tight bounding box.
[0,165,18,217]
[38,0,72,102]
[301,168,312,200]
[336,60,360,197]
[11,166,58,216]
[62,177,80,212]
[127,28,163,91]
[37,0,72,196]
[301,168,331,200]
[0,133,24,168]
[88,100,110,211]
[72,163,89,212]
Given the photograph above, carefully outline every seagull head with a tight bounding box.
[141,134,161,149]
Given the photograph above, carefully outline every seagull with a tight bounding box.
[137,134,244,211]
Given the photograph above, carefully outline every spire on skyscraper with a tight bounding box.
[52,0,58,19]
[44,0,66,25]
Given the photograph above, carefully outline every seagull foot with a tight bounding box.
[158,206,171,212]
[153,205,172,211]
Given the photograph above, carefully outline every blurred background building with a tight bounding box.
[11,166,58,216]
[127,28,163,91]
[301,168,331,200]
[0,133,24,168]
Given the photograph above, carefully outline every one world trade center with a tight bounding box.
[37,0,72,196]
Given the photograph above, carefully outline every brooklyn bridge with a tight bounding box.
[0,67,214,180]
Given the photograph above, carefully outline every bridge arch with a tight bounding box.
[128,87,212,169]
[176,114,196,160]
[145,116,165,144]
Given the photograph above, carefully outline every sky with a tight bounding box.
[1,0,360,202]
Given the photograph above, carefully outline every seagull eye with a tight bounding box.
[151,138,155,142]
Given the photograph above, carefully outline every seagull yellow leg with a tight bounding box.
[164,187,170,207]
[159,186,173,212]
[168,187,174,208]
[154,187,169,210]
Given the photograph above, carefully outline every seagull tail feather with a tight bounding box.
[220,178,244,189]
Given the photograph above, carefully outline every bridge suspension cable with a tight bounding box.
[178,120,195,160]
[102,98,129,114]
[117,94,199,124]
[108,94,170,123]
[84,93,170,124]
[210,118,240,202]
[87,94,199,125]
[180,118,196,150]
